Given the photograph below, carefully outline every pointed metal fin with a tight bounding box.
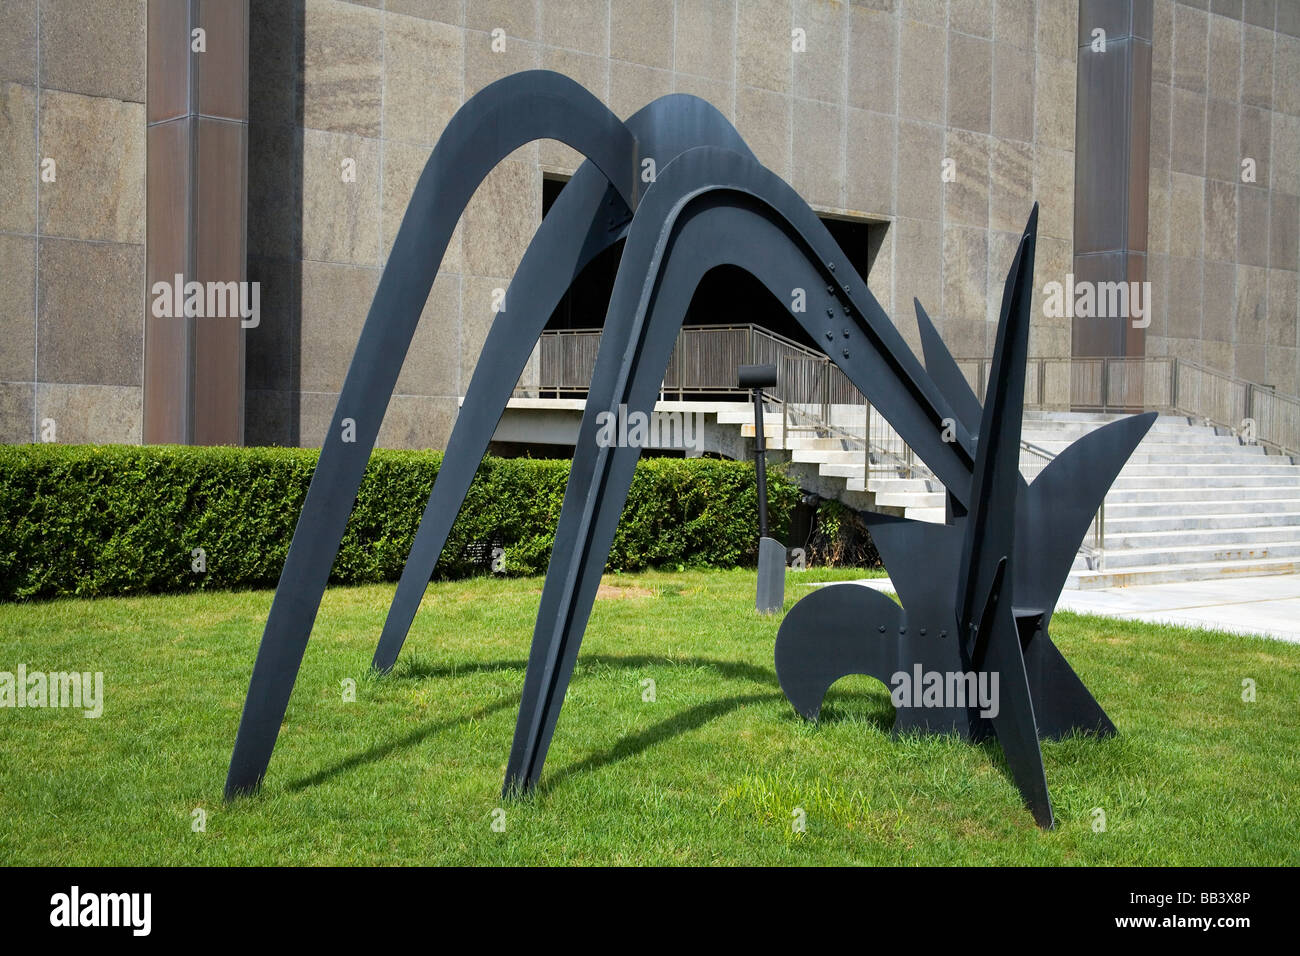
[914,298,982,435]
[955,204,1038,643]
[1015,412,1158,617]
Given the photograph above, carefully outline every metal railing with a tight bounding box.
[954,355,1300,459]
[536,323,825,401]
[773,352,926,478]
[525,327,1300,564]
[531,324,930,477]
[1018,438,1104,568]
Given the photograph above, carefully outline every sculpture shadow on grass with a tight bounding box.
[387,654,779,688]
[285,697,518,793]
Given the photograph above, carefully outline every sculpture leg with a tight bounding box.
[497,171,982,791]
[371,173,626,673]
[971,559,1054,828]
[1021,626,1116,739]
[225,72,639,798]
[502,307,683,794]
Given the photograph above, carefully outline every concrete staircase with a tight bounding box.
[718,404,1300,588]
[716,403,950,522]
[1037,412,1300,588]
[799,441,950,522]
[504,398,1298,589]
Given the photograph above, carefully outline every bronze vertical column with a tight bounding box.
[144,0,249,444]
[1072,0,1153,372]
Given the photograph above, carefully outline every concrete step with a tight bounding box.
[733,425,785,441]
[1025,411,1188,424]
[1105,497,1300,516]
[1023,419,1225,434]
[1024,419,1234,433]
[1029,430,1233,446]
[716,408,783,424]
[867,478,938,493]
[1106,526,1300,550]
[818,463,867,478]
[1025,434,1250,451]
[736,421,781,433]
[875,491,947,508]
[1024,416,1216,431]
[845,475,936,492]
[1067,557,1298,588]
[798,437,857,450]
[790,448,864,466]
[1110,474,1300,489]
[844,475,939,490]
[1105,486,1300,504]
[781,435,832,451]
[1066,450,1268,465]
[1104,511,1300,533]
[1116,463,1298,477]
[1099,539,1300,569]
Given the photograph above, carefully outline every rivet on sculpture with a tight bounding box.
[225,72,1154,828]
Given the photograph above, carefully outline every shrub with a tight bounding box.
[0,445,805,600]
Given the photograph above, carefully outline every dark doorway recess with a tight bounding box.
[540,176,887,350]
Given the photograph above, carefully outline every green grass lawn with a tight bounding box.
[1,567,1297,865]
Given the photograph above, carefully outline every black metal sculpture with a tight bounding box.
[776,209,1155,828]
[225,71,1152,828]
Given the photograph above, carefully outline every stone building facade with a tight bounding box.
[1,0,146,443]
[0,0,1297,447]
[1145,0,1300,393]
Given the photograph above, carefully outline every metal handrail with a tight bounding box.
[532,329,1300,458]
[1018,438,1104,567]
[531,324,928,478]
[954,354,1299,460]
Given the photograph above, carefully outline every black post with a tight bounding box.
[752,385,769,539]
[739,364,782,613]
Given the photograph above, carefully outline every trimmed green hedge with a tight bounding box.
[0,445,803,600]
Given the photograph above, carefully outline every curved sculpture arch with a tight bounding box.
[225,71,641,799]
[375,134,981,675]
[371,95,759,673]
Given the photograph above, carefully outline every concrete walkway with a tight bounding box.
[830,574,1300,644]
